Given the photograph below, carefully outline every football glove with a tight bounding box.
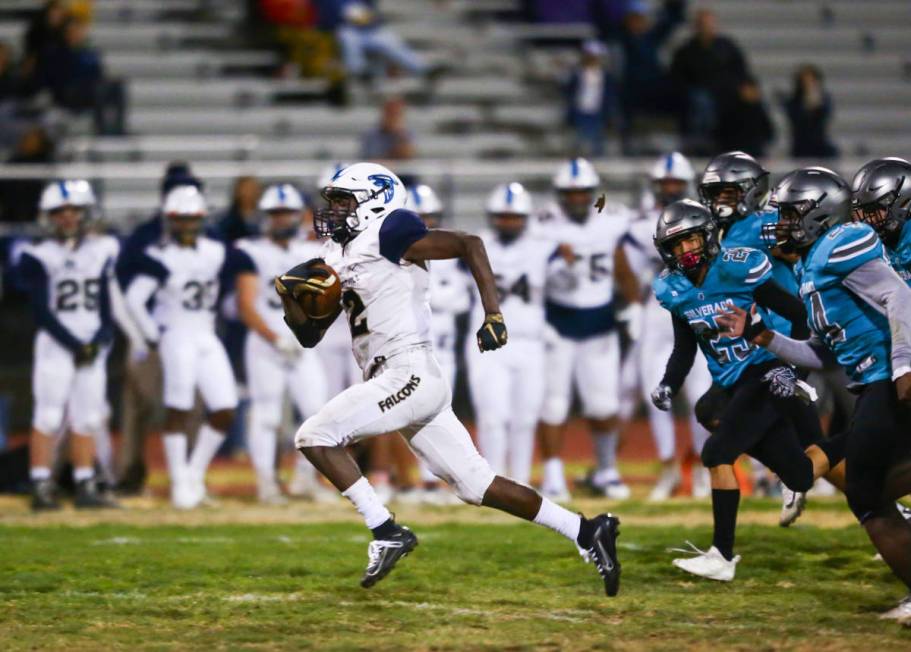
[74,342,99,366]
[650,384,673,411]
[275,258,332,299]
[762,366,798,398]
[274,335,301,364]
[477,313,508,352]
[617,302,643,342]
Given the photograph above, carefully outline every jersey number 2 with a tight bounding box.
[342,289,369,337]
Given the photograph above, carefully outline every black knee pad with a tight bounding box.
[776,453,814,493]
[695,384,727,432]
[816,431,847,468]
[700,432,737,468]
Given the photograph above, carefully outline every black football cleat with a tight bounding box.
[360,523,418,589]
[75,478,120,509]
[584,513,621,597]
[31,479,60,512]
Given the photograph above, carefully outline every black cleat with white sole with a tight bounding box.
[585,513,621,597]
[361,523,418,588]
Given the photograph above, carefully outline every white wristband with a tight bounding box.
[892,365,911,381]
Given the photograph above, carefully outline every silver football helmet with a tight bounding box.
[654,199,720,273]
[770,167,851,250]
[851,157,911,244]
[698,151,770,225]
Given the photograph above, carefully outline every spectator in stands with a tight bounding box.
[615,0,685,153]
[215,176,263,244]
[564,40,617,158]
[114,162,205,494]
[315,0,431,82]
[361,96,414,161]
[716,76,775,158]
[0,127,55,222]
[781,64,838,159]
[22,0,67,76]
[671,8,750,153]
[38,16,127,135]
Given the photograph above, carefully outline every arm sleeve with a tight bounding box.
[841,257,911,379]
[17,253,84,353]
[91,261,114,345]
[660,313,698,394]
[766,331,836,371]
[125,275,162,343]
[753,278,810,339]
[378,209,429,264]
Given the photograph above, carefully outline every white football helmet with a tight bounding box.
[162,185,207,245]
[552,157,600,191]
[39,179,96,212]
[553,158,599,221]
[316,162,351,194]
[39,179,96,240]
[406,184,443,217]
[649,152,695,207]
[486,182,533,216]
[316,162,406,242]
[259,183,304,212]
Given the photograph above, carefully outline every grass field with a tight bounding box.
[2,497,911,651]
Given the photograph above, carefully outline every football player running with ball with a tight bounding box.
[718,167,911,622]
[231,183,333,504]
[276,163,622,594]
[651,199,844,581]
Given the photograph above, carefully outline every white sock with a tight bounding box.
[593,429,618,472]
[73,466,94,482]
[534,497,581,543]
[647,406,676,463]
[543,457,566,492]
[507,424,535,486]
[342,477,392,529]
[163,432,188,483]
[30,466,51,481]
[248,412,277,486]
[188,424,226,479]
[93,426,115,484]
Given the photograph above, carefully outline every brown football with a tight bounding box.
[276,262,342,321]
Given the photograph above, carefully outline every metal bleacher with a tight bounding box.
[0,0,908,230]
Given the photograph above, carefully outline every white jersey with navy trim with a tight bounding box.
[322,209,433,375]
[428,257,470,353]
[137,236,227,334]
[234,235,324,335]
[19,234,119,341]
[622,207,665,295]
[470,229,555,340]
[533,201,631,339]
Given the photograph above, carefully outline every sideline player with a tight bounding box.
[466,183,554,485]
[18,180,120,510]
[535,158,631,500]
[231,183,333,503]
[616,152,712,500]
[126,186,238,509]
[277,162,622,594]
[718,167,911,620]
[651,199,843,581]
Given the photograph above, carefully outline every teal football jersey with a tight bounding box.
[886,220,911,286]
[723,209,799,294]
[796,222,892,385]
[654,247,778,387]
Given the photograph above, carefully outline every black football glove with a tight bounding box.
[74,342,99,366]
[476,313,508,352]
[762,366,797,398]
[275,258,332,300]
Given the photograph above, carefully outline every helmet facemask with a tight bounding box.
[776,199,822,250]
[47,205,87,242]
[852,180,908,246]
[490,212,527,245]
[265,209,301,241]
[699,182,745,224]
[653,178,688,207]
[315,188,359,243]
[665,231,709,274]
[167,213,204,246]
[558,188,594,222]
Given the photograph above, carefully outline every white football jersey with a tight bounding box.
[322,210,432,374]
[140,236,226,333]
[623,206,665,298]
[428,257,470,352]
[535,202,631,309]
[235,235,324,335]
[470,229,555,340]
[20,234,119,341]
